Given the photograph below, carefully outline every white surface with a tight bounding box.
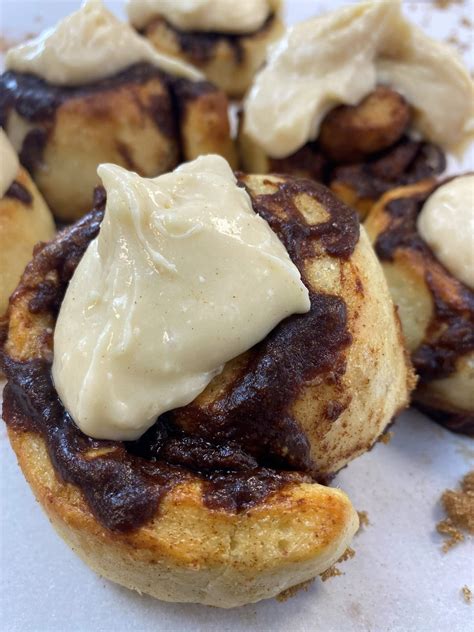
[1,1,474,631]
[1,400,473,632]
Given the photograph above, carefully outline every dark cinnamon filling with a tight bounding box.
[1,177,359,532]
[4,180,32,205]
[271,136,446,203]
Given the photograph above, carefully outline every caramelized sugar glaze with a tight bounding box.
[1,177,359,532]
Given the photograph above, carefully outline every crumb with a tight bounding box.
[320,547,355,582]
[437,518,465,552]
[443,472,474,533]
[320,566,344,582]
[276,579,314,602]
[461,471,474,494]
[378,431,393,445]
[436,471,474,552]
[338,547,356,563]
[462,586,472,604]
[433,0,463,8]
[357,510,370,530]
[460,16,472,28]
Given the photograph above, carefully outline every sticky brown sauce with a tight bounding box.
[1,177,359,532]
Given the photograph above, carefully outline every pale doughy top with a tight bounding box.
[418,175,474,290]
[127,0,279,33]
[244,0,474,158]
[0,129,20,198]
[5,0,202,86]
[52,155,310,441]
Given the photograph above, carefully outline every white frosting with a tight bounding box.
[244,0,474,158]
[52,155,310,441]
[5,0,202,86]
[0,128,20,198]
[417,175,474,290]
[127,0,278,33]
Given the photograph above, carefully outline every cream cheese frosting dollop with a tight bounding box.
[52,155,310,441]
[5,0,202,86]
[127,0,279,33]
[417,175,474,290]
[244,0,474,158]
[0,128,20,198]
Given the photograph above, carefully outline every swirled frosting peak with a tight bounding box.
[52,155,310,441]
[244,0,474,158]
[5,0,202,86]
[127,0,279,33]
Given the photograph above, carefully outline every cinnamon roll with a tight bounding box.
[127,0,284,98]
[0,129,55,316]
[1,156,413,607]
[365,175,474,434]
[0,0,236,222]
[239,1,472,218]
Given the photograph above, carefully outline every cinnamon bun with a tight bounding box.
[239,1,472,218]
[0,129,55,316]
[1,168,413,607]
[0,1,236,222]
[365,176,474,434]
[127,0,284,98]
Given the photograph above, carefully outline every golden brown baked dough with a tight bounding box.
[8,429,358,607]
[1,174,413,606]
[0,166,55,316]
[239,88,446,219]
[365,179,474,434]
[1,66,237,222]
[137,14,284,98]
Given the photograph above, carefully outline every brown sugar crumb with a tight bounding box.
[437,519,465,552]
[443,472,474,533]
[320,547,355,582]
[357,510,370,530]
[338,547,356,563]
[378,431,393,445]
[433,0,463,8]
[436,471,474,552]
[462,586,472,604]
[276,579,314,602]
[320,566,344,582]
[461,471,474,494]
[460,16,472,28]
